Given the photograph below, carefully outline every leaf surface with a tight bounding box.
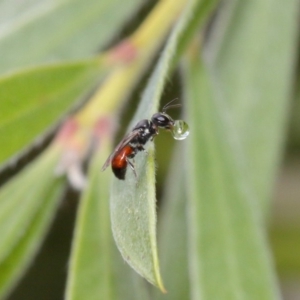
[0,0,146,75]
[0,147,64,298]
[66,136,153,300]
[207,0,299,206]
[109,0,219,290]
[65,141,114,300]
[0,59,105,167]
[183,48,279,300]
[154,145,190,300]
[109,0,201,291]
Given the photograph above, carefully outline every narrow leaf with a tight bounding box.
[66,136,153,299]
[207,0,299,207]
[0,59,105,167]
[183,48,279,299]
[112,250,152,300]
[0,149,61,264]
[0,147,65,298]
[65,141,114,300]
[109,0,199,291]
[154,145,190,300]
[0,0,146,75]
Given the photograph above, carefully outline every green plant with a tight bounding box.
[0,0,299,299]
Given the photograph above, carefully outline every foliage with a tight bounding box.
[0,0,299,299]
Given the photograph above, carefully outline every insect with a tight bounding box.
[101,99,189,180]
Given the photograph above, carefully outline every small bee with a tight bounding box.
[101,99,184,180]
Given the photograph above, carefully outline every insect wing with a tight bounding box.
[101,129,140,171]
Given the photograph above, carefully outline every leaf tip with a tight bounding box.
[158,281,167,294]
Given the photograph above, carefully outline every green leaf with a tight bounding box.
[65,141,114,300]
[154,145,190,300]
[0,59,105,167]
[183,49,279,299]
[0,151,58,263]
[0,147,64,298]
[207,0,299,207]
[112,252,152,300]
[109,0,204,291]
[0,0,146,75]
[66,139,153,300]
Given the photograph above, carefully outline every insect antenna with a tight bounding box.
[162,98,181,113]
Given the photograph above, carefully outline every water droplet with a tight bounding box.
[171,120,190,140]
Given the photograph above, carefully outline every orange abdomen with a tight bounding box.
[111,145,134,179]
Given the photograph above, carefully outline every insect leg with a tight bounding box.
[137,145,148,155]
[126,157,137,178]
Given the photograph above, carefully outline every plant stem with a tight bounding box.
[74,0,187,127]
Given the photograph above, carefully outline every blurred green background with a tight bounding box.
[0,0,299,299]
[7,80,300,300]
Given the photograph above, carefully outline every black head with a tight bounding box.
[151,98,181,129]
[151,113,174,130]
